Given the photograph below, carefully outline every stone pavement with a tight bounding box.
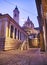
[0,48,47,65]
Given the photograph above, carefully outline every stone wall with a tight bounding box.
[5,37,22,50]
[0,20,5,37]
[0,38,5,51]
[0,37,23,51]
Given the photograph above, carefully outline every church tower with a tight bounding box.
[13,6,19,24]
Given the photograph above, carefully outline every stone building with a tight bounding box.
[22,17,39,48]
[0,7,28,51]
[35,0,47,51]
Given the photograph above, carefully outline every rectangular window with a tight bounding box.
[10,25,13,38]
[15,28,17,39]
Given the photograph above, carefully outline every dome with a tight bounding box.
[23,16,34,28]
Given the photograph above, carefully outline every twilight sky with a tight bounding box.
[0,0,39,27]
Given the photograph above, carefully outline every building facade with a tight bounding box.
[35,0,47,51]
[0,14,28,50]
[22,17,40,48]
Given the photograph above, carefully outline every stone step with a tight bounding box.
[26,48,41,54]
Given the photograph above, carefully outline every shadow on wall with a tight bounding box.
[0,38,5,51]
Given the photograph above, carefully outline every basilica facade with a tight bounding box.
[22,16,40,48]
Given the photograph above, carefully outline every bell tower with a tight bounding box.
[13,6,19,24]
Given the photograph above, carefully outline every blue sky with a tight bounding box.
[0,0,39,27]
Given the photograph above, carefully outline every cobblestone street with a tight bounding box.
[0,49,47,65]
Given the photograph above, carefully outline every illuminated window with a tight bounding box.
[10,25,13,38]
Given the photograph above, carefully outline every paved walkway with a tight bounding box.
[0,48,47,65]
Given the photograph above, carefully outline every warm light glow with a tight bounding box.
[16,36,18,40]
[21,40,27,51]
[32,38,39,47]
[9,28,10,37]
[6,27,8,37]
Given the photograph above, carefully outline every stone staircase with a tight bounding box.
[26,48,41,54]
[18,40,29,51]
[18,40,40,54]
[18,41,40,54]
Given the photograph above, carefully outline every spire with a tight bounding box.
[14,6,19,13]
[15,6,18,10]
[27,16,30,22]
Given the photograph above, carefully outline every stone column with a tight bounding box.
[26,37,29,49]
[9,24,11,38]
[5,21,8,38]
[16,29,18,40]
